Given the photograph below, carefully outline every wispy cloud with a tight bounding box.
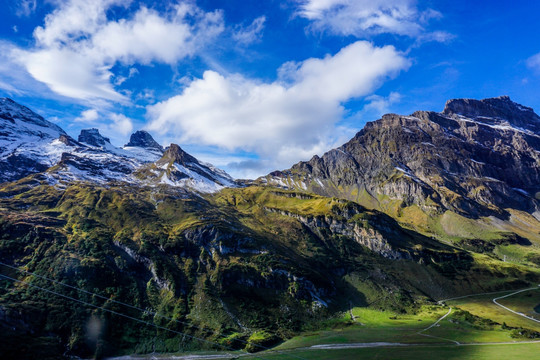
[232,16,266,45]
[71,108,134,144]
[295,0,450,41]
[15,0,37,17]
[526,52,540,74]
[363,92,402,116]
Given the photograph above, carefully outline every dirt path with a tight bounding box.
[301,340,540,351]
[492,286,540,324]
[416,307,460,345]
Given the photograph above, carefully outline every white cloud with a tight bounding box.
[12,0,224,102]
[232,16,266,45]
[363,92,402,115]
[295,0,445,38]
[147,41,410,176]
[128,67,139,78]
[109,113,133,135]
[14,47,127,102]
[0,41,57,98]
[526,52,540,73]
[75,109,100,123]
[114,67,139,86]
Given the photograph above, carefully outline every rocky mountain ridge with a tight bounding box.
[260,96,540,220]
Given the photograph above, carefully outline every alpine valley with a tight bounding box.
[1,96,540,359]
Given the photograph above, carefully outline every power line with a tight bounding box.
[0,261,302,358]
[0,273,268,360]
[0,262,309,360]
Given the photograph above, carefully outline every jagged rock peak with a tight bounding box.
[125,130,163,152]
[160,143,198,166]
[78,128,111,147]
[443,96,540,131]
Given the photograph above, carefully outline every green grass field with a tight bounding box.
[263,289,540,359]
[446,290,540,332]
[272,307,447,350]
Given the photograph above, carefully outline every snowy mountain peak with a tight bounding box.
[0,97,66,137]
[78,128,111,147]
[125,130,164,152]
[132,143,236,193]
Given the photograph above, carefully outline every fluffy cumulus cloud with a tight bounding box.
[295,0,449,39]
[147,41,410,176]
[11,0,224,102]
[109,113,134,135]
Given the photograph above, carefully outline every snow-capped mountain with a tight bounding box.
[134,143,235,192]
[0,98,235,192]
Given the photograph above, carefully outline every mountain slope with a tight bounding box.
[258,96,540,267]
[1,180,536,358]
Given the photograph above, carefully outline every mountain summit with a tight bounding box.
[125,130,164,152]
[134,143,235,192]
[78,128,111,147]
[261,96,540,221]
[443,95,540,133]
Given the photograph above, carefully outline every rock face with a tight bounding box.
[261,96,540,219]
[160,143,199,166]
[124,130,164,152]
[78,128,111,147]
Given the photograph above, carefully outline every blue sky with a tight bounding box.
[1,0,539,178]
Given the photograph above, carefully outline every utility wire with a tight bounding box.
[0,261,298,357]
[0,273,268,360]
[0,262,309,360]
